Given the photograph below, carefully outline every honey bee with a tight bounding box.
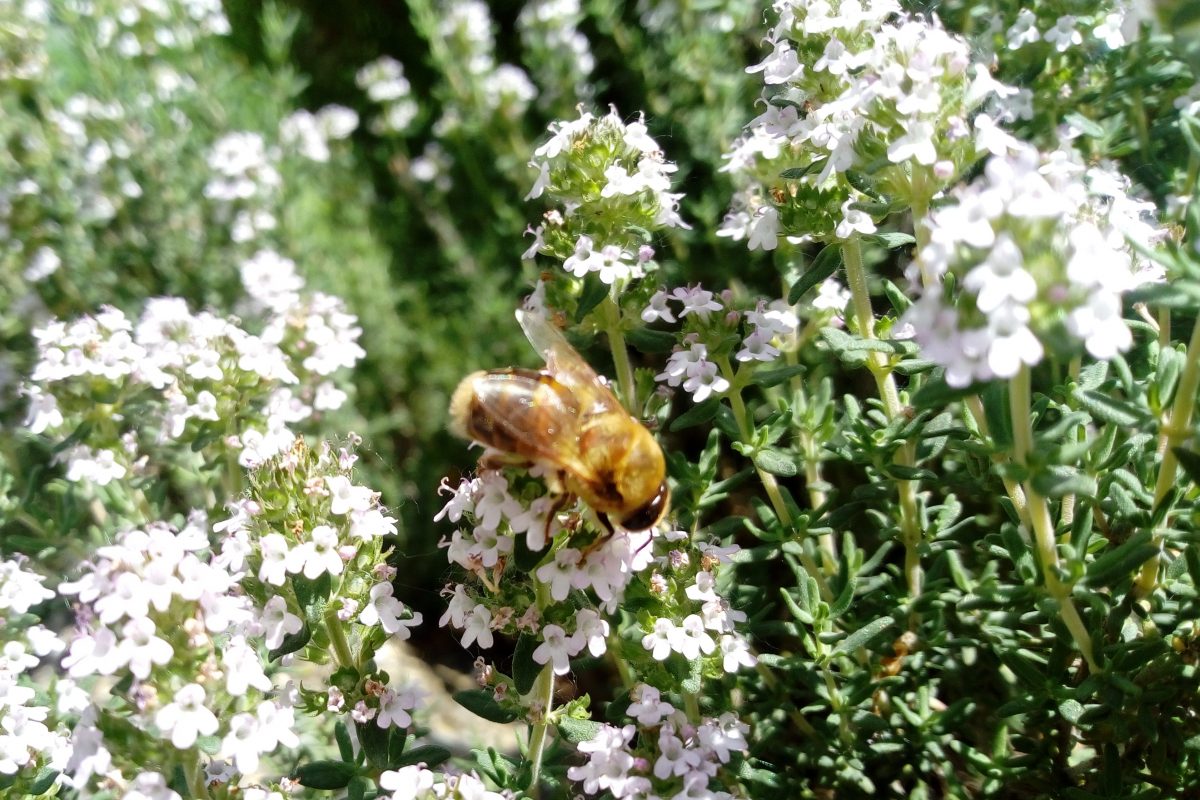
[449,309,670,535]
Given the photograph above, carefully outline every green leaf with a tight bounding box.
[828,573,858,619]
[347,776,371,800]
[753,448,798,477]
[358,721,391,768]
[753,364,806,388]
[1063,113,1104,139]
[196,735,221,755]
[1074,389,1146,427]
[1031,466,1097,499]
[981,382,1013,450]
[512,634,541,695]
[1059,698,1085,724]
[30,768,59,795]
[557,717,605,744]
[788,244,843,304]
[625,326,677,353]
[294,760,357,790]
[335,721,354,763]
[833,616,895,656]
[453,689,519,723]
[860,231,916,249]
[388,729,408,767]
[268,624,311,662]
[780,159,827,179]
[512,530,546,573]
[911,375,979,409]
[882,279,912,314]
[292,572,333,613]
[1083,530,1159,588]
[575,277,608,322]
[670,396,722,431]
[1125,279,1200,310]
[1173,446,1200,487]
[393,744,453,769]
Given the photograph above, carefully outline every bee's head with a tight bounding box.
[617,480,670,531]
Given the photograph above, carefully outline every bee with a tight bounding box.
[449,309,670,536]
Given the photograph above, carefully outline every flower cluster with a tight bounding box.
[280,105,359,163]
[435,448,760,800]
[997,6,1128,54]
[22,253,363,481]
[0,559,63,782]
[83,0,231,60]
[436,470,654,671]
[205,131,283,244]
[357,56,420,136]
[523,108,687,289]
[54,513,300,791]
[379,765,503,800]
[516,0,595,110]
[222,439,423,731]
[646,284,848,403]
[903,145,1165,386]
[434,0,536,122]
[567,707,751,800]
[720,1,1019,247]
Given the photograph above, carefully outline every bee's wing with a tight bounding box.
[516,309,625,416]
[467,369,594,478]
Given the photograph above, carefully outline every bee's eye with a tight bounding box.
[619,481,670,531]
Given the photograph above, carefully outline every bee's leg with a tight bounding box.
[580,512,616,560]
[542,491,574,544]
[478,452,534,472]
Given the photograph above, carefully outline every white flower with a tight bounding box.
[719,634,758,673]
[0,560,55,614]
[258,533,291,586]
[155,683,219,749]
[327,475,374,515]
[222,636,272,696]
[117,617,174,680]
[641,290,677,324]
[377,686,422,729]
[642,618,676,661]
[359,582,423,638]
[671,614,717,660]
[460,604,494,649]
[571,608,610,657]
[350,508,397,541]
[627,684,674,726]
[746,206,780,251]
[1044,15,1082,52]
[285,525,344,579]
[220,712,264,774]
[123,772,182,800]
[533,623,581,675]
[380,765,436,799]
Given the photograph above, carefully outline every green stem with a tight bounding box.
[965,395,1029,531]
[527,580,556,795]
[1135,313,1200,597]
[683,690,702,722]
[716,355,832,601]
[323,605,355,669]
[186,753,212,799]
[842,237,924,613]
[602,294,637,410]
[755,660,818,737]
[790,368,836,571]
[1010,366,1099,673]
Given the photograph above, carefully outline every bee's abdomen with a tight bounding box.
[449,368,577,459]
